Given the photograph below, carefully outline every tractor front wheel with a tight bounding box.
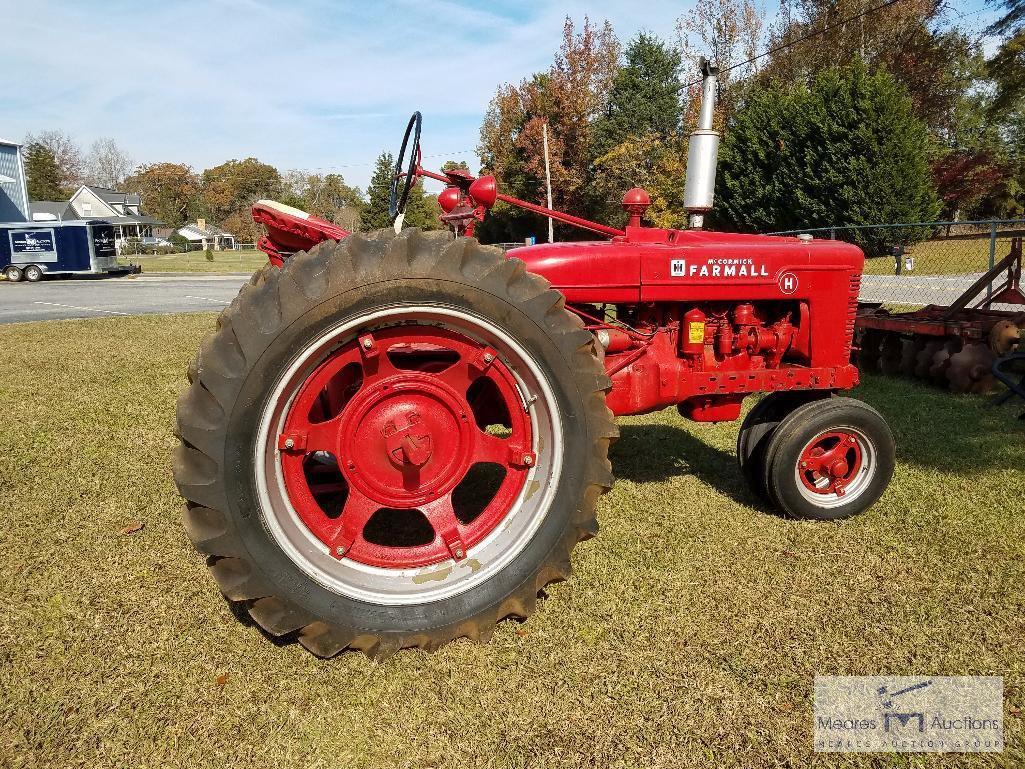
[173,229,616,657]
[759,397,894,520]
[736,391,829,502]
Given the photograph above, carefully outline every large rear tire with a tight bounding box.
[173,228,616,657]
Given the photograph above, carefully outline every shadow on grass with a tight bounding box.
[611,375,1024,501]
[853,374,1025,474]
[610,422,756,508]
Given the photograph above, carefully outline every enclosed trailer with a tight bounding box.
[1,219,138,282]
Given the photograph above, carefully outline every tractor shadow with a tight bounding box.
[610,422,758,508]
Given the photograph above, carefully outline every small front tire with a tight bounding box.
[760,397,894,520]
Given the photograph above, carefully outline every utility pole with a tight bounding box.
[542,121,554,243]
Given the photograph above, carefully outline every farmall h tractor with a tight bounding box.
[173,63,895,657]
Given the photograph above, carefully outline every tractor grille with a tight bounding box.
[845,273,861,358]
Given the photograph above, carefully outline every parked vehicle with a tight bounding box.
[1,220,138,282]
[173,62,895,657]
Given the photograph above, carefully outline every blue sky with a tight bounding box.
[5,0,1001,192]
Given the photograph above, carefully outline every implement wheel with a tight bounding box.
[173,229,616,657]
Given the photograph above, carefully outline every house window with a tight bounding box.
[82,203,92,215]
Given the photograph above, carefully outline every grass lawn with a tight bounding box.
[120,249,268,273]
[861,236,1017,277]
[1,313,1022,768]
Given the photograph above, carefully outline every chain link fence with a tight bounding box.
[771,219,1025,310]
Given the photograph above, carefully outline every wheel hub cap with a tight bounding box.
[339,374,474,507]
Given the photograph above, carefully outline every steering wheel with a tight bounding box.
[390,111,422,221]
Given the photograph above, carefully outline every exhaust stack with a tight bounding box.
[684,58,720,229]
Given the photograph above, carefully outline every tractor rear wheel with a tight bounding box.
[173,228,616,657]
[760,397,894,520]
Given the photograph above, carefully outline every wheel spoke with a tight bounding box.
[420,495,467,560]
[323,487,380,559]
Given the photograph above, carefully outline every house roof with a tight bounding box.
[178,222,234,240]
[84,185,141,207]
[30,200,75,219]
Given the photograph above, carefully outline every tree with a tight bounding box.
[986,0,1025,114]
[677,0,764,125]
[364,152,395,230]
[589,134,688,228]
[402,180,442,230]
[196,157,280,233]
[23,143,70,201]
[478,17,619,240]
[86,137,133,188]
[715,62,940,254]
[123,163,200,228]
[590,33,684,160]
[282,171,364,224]
[23,130,83,192]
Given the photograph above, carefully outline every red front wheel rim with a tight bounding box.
[795,428,872,505]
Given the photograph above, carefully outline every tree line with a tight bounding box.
[476,2,1025,250]
[22,132,449,242]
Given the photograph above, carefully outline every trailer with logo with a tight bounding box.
[0,219,139,282]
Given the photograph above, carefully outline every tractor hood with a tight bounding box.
[506,228,864,304]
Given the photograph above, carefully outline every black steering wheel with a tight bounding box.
[390,111,422,220]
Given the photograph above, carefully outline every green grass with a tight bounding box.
[119,249,268,273]
[861,237,1015,277]
[1,313,1023,768]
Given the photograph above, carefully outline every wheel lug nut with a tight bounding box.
[523,454,533,466]
[362,338,373,349]
[335,546,346,556]
[454,548,464,559]
[283,438,295,450]
[483,352,494,363]
[800,461,807,468]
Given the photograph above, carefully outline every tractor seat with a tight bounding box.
[251,199,350,265]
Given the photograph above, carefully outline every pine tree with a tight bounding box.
[363,152,395,230]
[715,61,940,255]
[24,143,69,201]
[590,33,683,160]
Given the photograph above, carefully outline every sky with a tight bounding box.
[4,0,1002,193]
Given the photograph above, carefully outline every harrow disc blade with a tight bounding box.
[929,338,963,386]
[879,333,904,376]
[947,342,996,394]
[989,320,1022,357]
[899,338,923,377]
[915,340,944,379]
[857,330,883,373]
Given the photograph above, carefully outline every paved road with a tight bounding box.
[0,273,251,324]
[0,270,1011,325]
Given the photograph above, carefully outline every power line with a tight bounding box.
[685,0,907,87]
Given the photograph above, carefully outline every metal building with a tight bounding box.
[0,139,30,222]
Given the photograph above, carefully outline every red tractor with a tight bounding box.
[173,63,894,657]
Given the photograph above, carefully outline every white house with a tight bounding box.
[176,218,235,250]
[63,185,164,249]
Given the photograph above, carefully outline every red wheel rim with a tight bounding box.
[276,325,534,569]
[797,430,863,497]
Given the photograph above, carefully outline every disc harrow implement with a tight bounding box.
[854,238,1025,394]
